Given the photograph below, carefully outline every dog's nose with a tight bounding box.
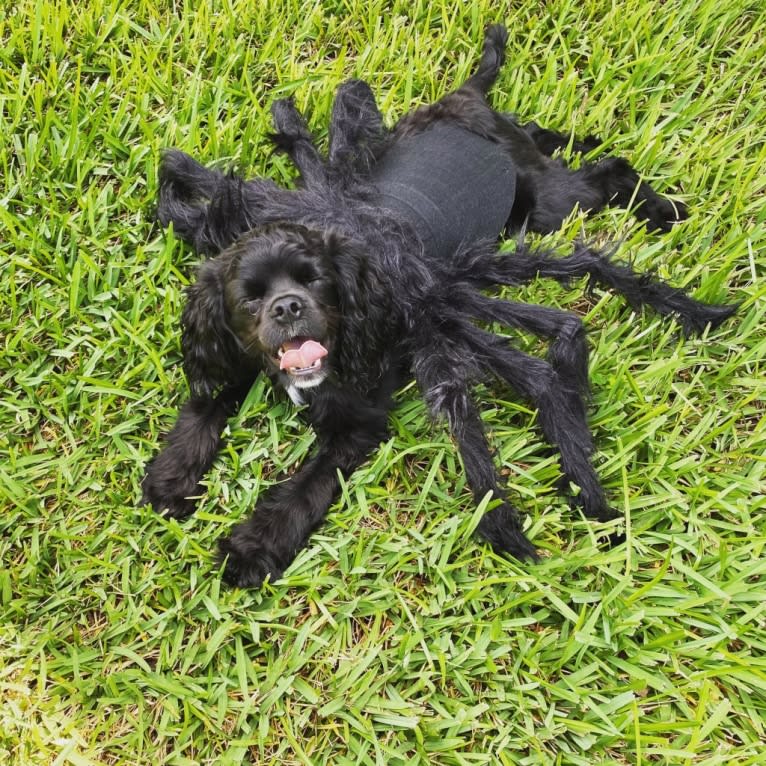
[270,294,305,323]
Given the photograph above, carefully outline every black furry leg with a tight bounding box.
[157,150,294,255]
[520,123,686,232]
[270,97,328,188]
[458,323,616,522]
[451,283,590,399]
[272,81,387,185]
[219,441,364,587]
[328,79,386,172]
[478,243,736,335]
[579,156,688,231]
[141,382,250,518]
[157,150,227,252]
[413,342,538,562]
[519,119,602,157]
[524,156,687,233]
[219,386,392,588]
[454,400,540,562]
[483,299,590,399]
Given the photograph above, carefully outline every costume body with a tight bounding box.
[371,123,517,257]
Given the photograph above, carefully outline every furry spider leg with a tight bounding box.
[269,97,328,189]
[450,319,614,522]
[446,280,591,400]
[158,82,381,256]
[327,80,387,173]
[448,241,736,335]
[409,320,539,561]
[270,80,386,189]
[157,150,298,256]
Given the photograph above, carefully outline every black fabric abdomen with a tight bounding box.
[371,123,516,257]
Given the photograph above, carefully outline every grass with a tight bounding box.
[1,0,764,763]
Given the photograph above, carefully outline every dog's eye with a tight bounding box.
[244,299,262,315]
[304,270,327,286]
[295,263,323,286]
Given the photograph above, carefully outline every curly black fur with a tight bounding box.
[142,25,735,588]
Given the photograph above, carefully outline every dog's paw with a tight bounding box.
[566,491,620,524]
[140,462,200,519]
[218,534,284,588]
[643,195,688,232]
[141,483,198,519]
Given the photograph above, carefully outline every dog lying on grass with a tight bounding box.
[142,25,735,587]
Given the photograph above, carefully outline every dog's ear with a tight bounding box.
[317,229,368,316]
[319,229,395,388]
[181,258,243,397]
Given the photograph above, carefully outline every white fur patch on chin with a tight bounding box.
[285,370,328,405]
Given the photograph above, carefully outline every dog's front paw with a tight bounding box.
[141,481,198,519]
[565,490,620,524]
[140,459,200,519]
[218,533,284,588]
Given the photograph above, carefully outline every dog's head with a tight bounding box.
[181,223,364,399]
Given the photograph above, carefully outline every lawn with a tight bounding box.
[1,0,765,763]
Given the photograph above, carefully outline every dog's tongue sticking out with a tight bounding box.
[279,339,328,372]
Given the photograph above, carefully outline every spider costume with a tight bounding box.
[141,25,735,587]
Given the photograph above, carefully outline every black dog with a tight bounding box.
[142,26,735,587]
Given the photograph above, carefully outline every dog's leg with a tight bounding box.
[521,158,688,234]
[512,119,686,230]
[393,24,511,139]
[219,388,391,588]
[517,119,602,157]
[476,243,736,335]
[141,382,250,518]
[218,435,377,587]
[577,156,688,231]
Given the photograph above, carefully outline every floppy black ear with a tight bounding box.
[320,230,395,389]
[319,230,366,314]
[181,258,244,397]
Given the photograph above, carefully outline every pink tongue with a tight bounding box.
[279,340,328,371]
